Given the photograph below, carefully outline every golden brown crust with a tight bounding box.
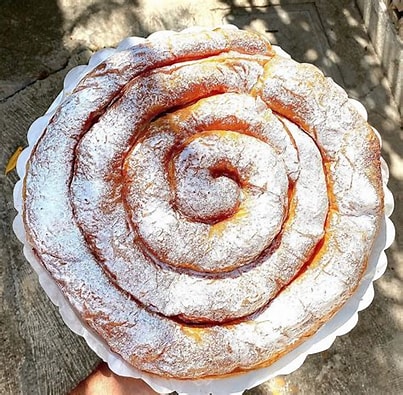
[22,26,384,379]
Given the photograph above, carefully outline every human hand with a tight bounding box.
[70,362,159,395]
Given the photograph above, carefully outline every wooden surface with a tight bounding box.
[1,1,402,394]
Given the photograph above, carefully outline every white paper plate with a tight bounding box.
[13,26,395,395]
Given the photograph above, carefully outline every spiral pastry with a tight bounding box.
[23,26,384,378]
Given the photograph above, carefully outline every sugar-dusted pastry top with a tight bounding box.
[23,26,384,378]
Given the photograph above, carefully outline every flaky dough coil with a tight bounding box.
[22,26,384,379]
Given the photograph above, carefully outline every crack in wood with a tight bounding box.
[0,58,71,103]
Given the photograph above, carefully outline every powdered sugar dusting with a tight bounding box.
[21,26,384,380]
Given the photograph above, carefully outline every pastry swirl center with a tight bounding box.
[124,129,288,273]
